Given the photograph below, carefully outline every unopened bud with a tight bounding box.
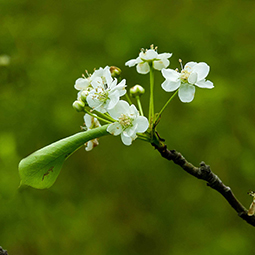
[130,85,145,97]
[110,66,121,78]
[80,90,89,102]
[72,100,85,112]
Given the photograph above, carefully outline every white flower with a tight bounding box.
[125,46,172,74]
[74,66,112,91]
[87,77,127,113]
[107,100,149,146]
[83,114,101,151]
[161,61,214,103]
[90,66,113,85]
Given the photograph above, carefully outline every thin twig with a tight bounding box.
[152,143,255,227]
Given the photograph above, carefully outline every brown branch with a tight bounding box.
[0,247,8,255]
[152,143,255,227]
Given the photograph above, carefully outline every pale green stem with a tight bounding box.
[154,89,178,125]
[94,110,116,122]
[125,93,132,105]
[137,133,151,142]
[84,109,113,124]
[136,96,144,116]
[149,67,154,126]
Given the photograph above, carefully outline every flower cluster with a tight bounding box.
[73,66,149,148]
[73,45,214,150]
[74,66,126,113]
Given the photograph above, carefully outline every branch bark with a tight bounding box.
[152,143,255,227]
[0,247,8,255]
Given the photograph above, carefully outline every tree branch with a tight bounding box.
[152,143,255,227]
[0,247,8,255]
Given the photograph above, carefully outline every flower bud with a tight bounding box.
[110,66,121,78]
[130,85,145,97]
[72,100,85,112]
[80,90,89,102]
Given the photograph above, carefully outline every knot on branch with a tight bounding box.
[199,161,229,192]
[199,161,214,181]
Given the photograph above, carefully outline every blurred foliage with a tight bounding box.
[1,0,255,254]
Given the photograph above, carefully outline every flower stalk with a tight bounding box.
[136,96,144,116]
[149,66,155,127]
[84,109,113,125]
[154,89,178,125]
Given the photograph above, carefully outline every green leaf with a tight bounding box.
[18,125,109,189]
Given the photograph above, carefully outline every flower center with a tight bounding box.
[180,69,190,83]
[119,114,132,128]
[93,87,109,102]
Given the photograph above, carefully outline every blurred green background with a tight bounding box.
[1,0,255,254]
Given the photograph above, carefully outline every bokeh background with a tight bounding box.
[1,0,255,254]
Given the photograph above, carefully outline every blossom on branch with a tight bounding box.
[107,100,149,145]
[161,61,214,103]
[86,77,127,113]
[125,45,172,74]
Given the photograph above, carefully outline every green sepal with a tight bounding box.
[18,125,109,189]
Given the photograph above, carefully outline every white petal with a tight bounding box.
[192,62,209,81]
[86,94,99,108]
[188,72,198,84]
[140,49,158,60]
[161,79,181,92]
[108,100,130,119]
[84,114,92,128]
[129,104,139,118]
[126,124,138,137]
[195,79,214,89]
[104,69,113,85]
[112,79,126,96]
[157,52,173,59]
[178,84,195,103]
[125,58,138,67]
[107,123,123,136]
[161,68,180,81]
[108,78,117,89]
[134,116,149,133]
[108,90,120,109]
[91,77,103,89]
[74,78,90,90]
[85,139,99,151]
[184,62,197,72]
[94,104,107,113]
[121,132,132,146]
[136,62,150,74]
[85,141,93,151]
[153,58,169,70]
[91,67,104,78]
